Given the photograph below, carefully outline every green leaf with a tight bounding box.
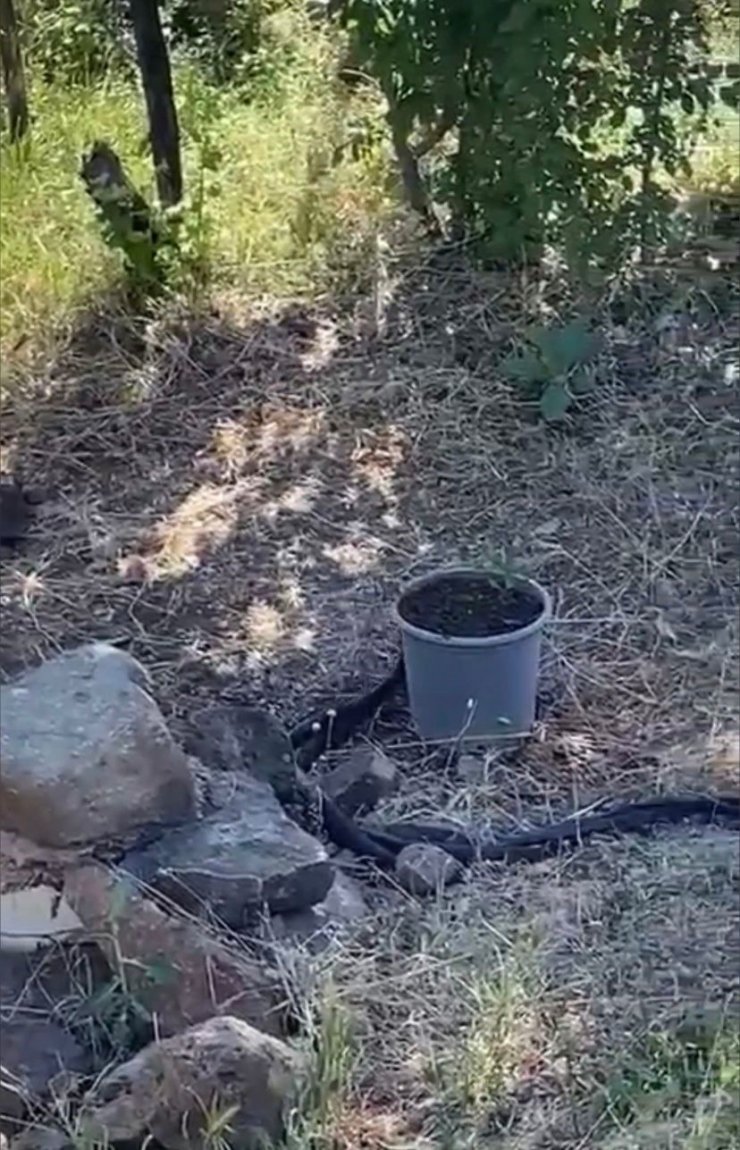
[539,382,571,421]
[500,348,548,387]
[538,321,599,375]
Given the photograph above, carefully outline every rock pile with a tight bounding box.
[0,643,382,1149]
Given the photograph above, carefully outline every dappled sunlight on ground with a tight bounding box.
[141,482,243,578]
[1,256,737,777]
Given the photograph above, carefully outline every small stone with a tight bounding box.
[186,704,297,801]
[395,843,463,896]
[651,578,673,607]
[267,870,368,953]
[456,753,487,784]
[122,772,333,924]
[0,643,196,847]
[322,746,398,815]
[79,1015,304,1150]
[63,863,284,1038]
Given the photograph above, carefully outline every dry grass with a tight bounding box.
[1,243,738,1147]
[283,825,739,1149]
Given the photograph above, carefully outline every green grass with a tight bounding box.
[2,10,737,385]
[0,25,392,379]
[601,1012,740,1150]
[0,78,147,359]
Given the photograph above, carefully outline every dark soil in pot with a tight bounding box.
[398,572,543,639]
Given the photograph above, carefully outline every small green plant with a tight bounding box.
[66,874,176,1058]
[500,320,600,421]
[161,67,227,296]
[197,1096,242,1150]
[425,954,543,1131]
[282,991,358,1148]
[603,1009,740,1145]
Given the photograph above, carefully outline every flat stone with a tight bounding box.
[79,1016,303,1150]
[63,863,284,1038]
[0,644,196,848]
[122,772,333,925]
[186,704,297,801]
[456,753,487,784]
[322,746,398,815]
[395,843,463,896]
[0,885,83,953]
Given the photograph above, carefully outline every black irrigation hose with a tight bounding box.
[290,656,405,770]
[360,795,740,864]
[289,658,740,869]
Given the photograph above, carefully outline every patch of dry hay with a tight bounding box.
[296,827,738,1148]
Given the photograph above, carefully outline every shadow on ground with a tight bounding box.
[1,252,738,806]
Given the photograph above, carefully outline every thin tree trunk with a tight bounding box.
[128,0,183,207]
[0,0,28,143]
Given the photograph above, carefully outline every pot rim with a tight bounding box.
[394,566,552,648]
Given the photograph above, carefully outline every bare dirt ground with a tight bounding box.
[1,249,738,1147]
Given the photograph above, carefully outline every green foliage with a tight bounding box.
[0,27,392,371]
[339,0,725,265]
[154,67,226,296]
[501,321,600,420]
[163,0,310,90]
[604,1012,740,1145]
[21,0,131,84]
[19,1,311,91]
[81,146,169,299]
[74,973,154,1054]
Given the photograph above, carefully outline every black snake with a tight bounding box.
[288,656,740,870]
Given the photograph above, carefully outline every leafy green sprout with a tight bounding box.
[500,320,601,421]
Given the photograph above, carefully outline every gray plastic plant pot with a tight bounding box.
[395,567,551,742]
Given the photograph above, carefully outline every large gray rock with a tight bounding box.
[79,1016,303,1150]
[122,772,333,925]
[63,863,284,1037]
[0,644,197,848]
[186,704,297,801]
[9,1128,69,1150]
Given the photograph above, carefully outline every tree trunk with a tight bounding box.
[128,0,183,207]
[0,0,28,142]
[387,112,443,237]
